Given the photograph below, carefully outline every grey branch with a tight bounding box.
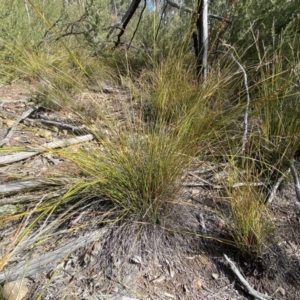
[0,134,94,165]
[183,181,266,189]
[26,117,89,135]
[290,159,300,202]
[165,0,232,24]
[230,54,250,154]
[224,255,276,300]
[0,228,106,283]
[0,105,40,147]
[266,168,291,205]
[0,179,72,196]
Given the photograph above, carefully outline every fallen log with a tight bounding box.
[0,134,94,165]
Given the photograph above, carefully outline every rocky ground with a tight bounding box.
[1,81,300,300]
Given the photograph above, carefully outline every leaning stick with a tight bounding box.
[0,134,94,165]
[0,105,40,147]
[224,255,275,300]
[290,159,300,202]
[0,228,106,283]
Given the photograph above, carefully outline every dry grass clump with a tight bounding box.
[219,160,275,257]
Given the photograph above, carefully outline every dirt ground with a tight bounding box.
[1,81,300,300]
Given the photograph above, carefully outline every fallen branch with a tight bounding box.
[0,179,72,195]
[290,159,300,202]
[0,98,30,105]
[0,228,107,283]
[266,168,291,205]
[0,134,94,165]
[26,117,89,135]
[0,189,67,205]
[0,105,40,147]
[224,255,275,300]
[183,181,265,189]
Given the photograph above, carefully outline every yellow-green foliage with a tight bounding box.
[222,161,275,257]
[59,123,192,223]
[229,187,274,256]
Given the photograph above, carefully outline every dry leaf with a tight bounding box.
[2,280,28,300]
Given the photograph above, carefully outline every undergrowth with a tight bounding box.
[0,2,300,297]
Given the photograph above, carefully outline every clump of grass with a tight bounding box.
[246,42,300,181]
[221,160,275,257]
[228,187,274,256]
[61,123,192,223]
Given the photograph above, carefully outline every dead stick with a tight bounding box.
[290,159,300,202]
[0,179,73,195]
[266,168,290,205]
[0,228,106,282]
[224,255,275,300]
[183,181,265,189]
[26,117,89,135]
[0,105,40,147]
[0,134,94,165]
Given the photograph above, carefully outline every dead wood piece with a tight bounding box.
[0,98,30,105]
[166,0,232,23]
[290,159,300,202]
[266,168,291,205]
[106,0,142,47]
[26,117,89,135]
[0,105,40,147]
[224,255,276,300]
[0,134,94,165]
[183,181,265,189]
[0,228,107,283]
[0,179,72,195]
[0,189,67,205]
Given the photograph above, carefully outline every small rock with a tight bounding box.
[212,273,219,280]
[3,119,15,127]
[2,279,28,300]
[193,279,202,290]
[278,287,286,296]
[130,255,142,265]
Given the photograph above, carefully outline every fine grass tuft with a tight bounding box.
[221,160,275,257]
[61,124,192,223]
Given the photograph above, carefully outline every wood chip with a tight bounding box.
[2,279,29,300]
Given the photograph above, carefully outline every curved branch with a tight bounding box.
[128,0,146,49]
[165,0,232,24]
[106,0,142,48]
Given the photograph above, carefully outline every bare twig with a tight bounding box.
[266,168,291,205]
[0,134,94,165]
[0,98,30,106]
[106,0,142,47]
[165,0,232,24]
[183,181,265,189]
[229,54,250,154]
[0,190,67,205]
[0,179,73,195]
[290,159,300,202]
[0,105,40,147]
[25,117,89,135]
[0,228,107,283]
[224,255,275,300]
[128,0,146,49]
[215,50,250,154]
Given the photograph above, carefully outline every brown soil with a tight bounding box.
[1,81,300,300]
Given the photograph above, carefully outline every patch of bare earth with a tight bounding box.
[1,81,300,299]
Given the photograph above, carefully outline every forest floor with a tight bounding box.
[1,81,300,300]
